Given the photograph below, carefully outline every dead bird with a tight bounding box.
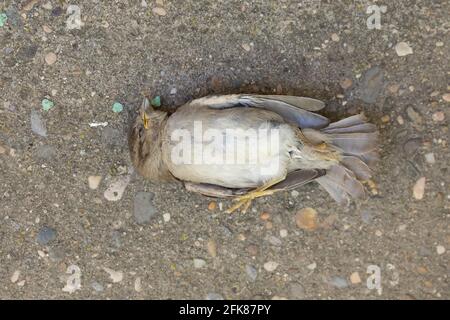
[129,94,379,213]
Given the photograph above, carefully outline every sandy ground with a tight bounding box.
[0,0,448,299]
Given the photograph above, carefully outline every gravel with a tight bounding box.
[133,192,157,224]
[36,226,56,245]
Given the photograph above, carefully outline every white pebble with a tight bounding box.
[436,245,446,255]
[279,229,288,238]
[88,176,102,190]
[11,270,20,283]
[307,262,317,270]
[395,42,413,56]
[134,277,142,292]
[104,175,130,201]
[424,153,435,164]
[193,258,206,269]
[103,267,123,283]
[163,213,170,222]
[263,261,279,272]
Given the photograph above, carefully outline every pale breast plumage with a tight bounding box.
[162,104,298,188]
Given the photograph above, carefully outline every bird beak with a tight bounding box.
[140,97,152,129]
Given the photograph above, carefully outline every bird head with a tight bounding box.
[128,97,171,181]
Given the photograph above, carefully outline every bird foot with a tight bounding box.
[225,189,276,214]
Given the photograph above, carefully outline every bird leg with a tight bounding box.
[225,176,285,214]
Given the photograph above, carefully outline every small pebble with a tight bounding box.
[11,270,20,283]
[193,258,206,269]
[339,78,352,90]
[397,115,404,125]
[245,265,257,281]
[133,191,157,224]
[260,212,270,220]
[206,293,224,300]
[381,115,390,123]
[375,230,383,237]
[170,87,177,95]
[0,145,6,154]
[424,153,435,164]
[395,42,413,56]
[272,296,288,300]
[388,84,400,94]
[134,277,142,292]
[268,236,282,246]
[443,93,450,102]
[329,276,349,288]
[263,261,279,272]
[141,0,148,7]
[112,102,123,113]
[156,0,164,5]
[41,99,54,111]
[0,12,7,27]
[279,229,288,238]
[413,177,426,200]
[436,245,445,255]
[103,267,123,283]
[43,25,52,33]
[265,221,273,229]
[307,262,317,270]
[37,226,56,245]
[104,175,130,201]
[163,213,170,222]
[241,43,251,52]
[151,96,161,107]
[407,106,422,124]
[207,239,217,258]
[207,201,217,211]
[296,207,318,231]
[432,111,445,122]
[289,283,305,299]
[331,33,340,42]
[31,110,47,137]
[291,190,299,197]
[152,7,167,16]
[88,176,102,190]
[44,52,57,65]
[91,281,104,292]
[350,272,361,284]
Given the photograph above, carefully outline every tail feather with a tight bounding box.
[316,113,379,204]
[340,156,372,181]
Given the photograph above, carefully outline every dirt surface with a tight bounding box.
[0,0,448,299]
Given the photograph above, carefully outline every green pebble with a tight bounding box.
[41,99,54,111]
[151,96,161,107]
[0,13,7,27]
[112,102,123,113]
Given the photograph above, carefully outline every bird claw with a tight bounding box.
[225,189,276,214]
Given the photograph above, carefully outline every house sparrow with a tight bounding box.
[129,94,378,212]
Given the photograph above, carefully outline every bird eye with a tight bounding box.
[138,126,145,138]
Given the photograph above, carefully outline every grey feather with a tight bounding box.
[329,132,378,154]
[250,95,325,111]
[315,175,350,205]
[270,169,326,191]
[194,94,330,129]
[316,164,366,203]
[340,156,372,180]
[325,114,367,129]
[322,123,377,134]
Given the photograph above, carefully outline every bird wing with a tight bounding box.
[189,94,329,129]
[184,169,324,198]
